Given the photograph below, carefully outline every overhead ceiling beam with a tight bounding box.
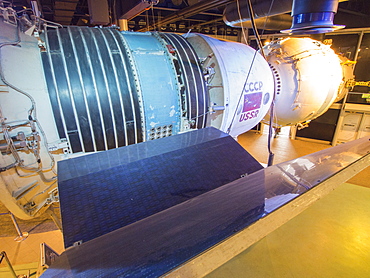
[138,0,234,32]
[188,18,224,30]
[152,6,223,17]
[54,0,79,25]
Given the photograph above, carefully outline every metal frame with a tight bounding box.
[164,153,370,277]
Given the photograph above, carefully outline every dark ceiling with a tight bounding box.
[8,0,370,37]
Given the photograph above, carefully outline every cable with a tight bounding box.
[35,16,63,28]
[262,0,277,166]
[0,9,57,179]
[231,0,277,165]
[226,50,259,134]
[236,0,248,44]
[246,0,278,165]
[246,0,265,58]
[261,0,276,35]
[267,97,275,166]
[35,118,57,174]
[1,113,56,182]
[16,8,32,14]
[151,3,156,31]
[226,0,266,135]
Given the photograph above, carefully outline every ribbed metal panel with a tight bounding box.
[41,27,209,153]
[41,27,143,153]
[160,33,208,129]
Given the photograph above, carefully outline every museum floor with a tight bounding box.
[1,129,369,277]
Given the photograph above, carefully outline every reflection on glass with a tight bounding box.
[264,136,369,213]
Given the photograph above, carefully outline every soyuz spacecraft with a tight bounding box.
[0,1,348,221]
[1,0,369,277]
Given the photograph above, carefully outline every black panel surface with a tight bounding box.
[68,27,105,151]
[58,127,263,248]
[296,108,340,141]
[40,52,66,140]
[60,28,94,152]
[41,27,143,153]
[45,170,265,278]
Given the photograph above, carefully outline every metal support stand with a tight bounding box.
[331,30,365,146]
[0,251,18,278]
[290,125,297,140]
[119,19,128,31]
[9,212,28,242]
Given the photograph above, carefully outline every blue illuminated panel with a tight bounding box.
[44,135,370,278]
[58,127,263,248]
[45,171,265,277]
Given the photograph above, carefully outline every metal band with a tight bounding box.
[41,27,143,153]
[160,33,208,129]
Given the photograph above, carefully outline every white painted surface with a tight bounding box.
[263,37,343,127]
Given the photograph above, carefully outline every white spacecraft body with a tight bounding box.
[0,17,274,219]
[186,33,273,136]
[262,37,344,127]
[0,7,345,220]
